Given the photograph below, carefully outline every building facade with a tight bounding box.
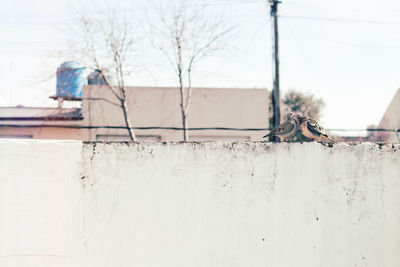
[0,86,270,141]
[375,89,400,142]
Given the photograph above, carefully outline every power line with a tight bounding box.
[0,124,270,131]
[329,128,400,132]
[0,124,399,133]
[280,15,400,25]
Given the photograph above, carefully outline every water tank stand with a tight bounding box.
[49,95,82,101]
[49,95,82,109]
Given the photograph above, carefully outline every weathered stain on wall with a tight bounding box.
[0,141,399,267]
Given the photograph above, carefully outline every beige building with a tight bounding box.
[375,88,400,142]
[0,86,270,141]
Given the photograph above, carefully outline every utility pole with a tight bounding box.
[269,0,281,131]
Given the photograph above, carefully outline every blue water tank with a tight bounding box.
[56,61,86,98]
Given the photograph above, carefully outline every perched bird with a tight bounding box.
[298,115,334,143]
[263,112,300,141]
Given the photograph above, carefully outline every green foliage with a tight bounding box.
[269,90,325,130]
[267,90,325,142]
[281,90,325,121]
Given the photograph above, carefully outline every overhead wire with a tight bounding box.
[280,15,400,25]
[0,124,398,133]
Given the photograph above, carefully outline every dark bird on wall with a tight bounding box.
[297,115,334,143]
[263,112,300,141]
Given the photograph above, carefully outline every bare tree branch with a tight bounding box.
[66,4,139,141]
[148,0,234,141]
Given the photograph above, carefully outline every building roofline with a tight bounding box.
[0,117,83,121]
[85,85,269,92]
[0,107,83,121]
[378,88,400,128]
[0,107,78,110]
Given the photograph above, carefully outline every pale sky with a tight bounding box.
[1,0,399,134]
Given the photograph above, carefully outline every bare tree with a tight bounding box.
[148,0,234,141]
[68,5,138,141]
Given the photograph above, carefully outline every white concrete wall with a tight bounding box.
[0,140,399,267]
